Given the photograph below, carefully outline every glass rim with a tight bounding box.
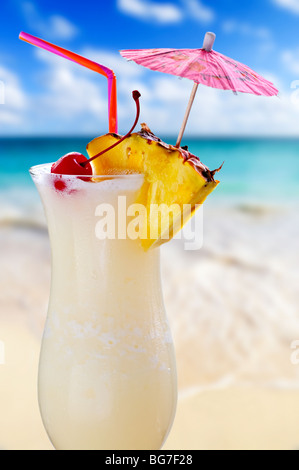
[29,163,144,180]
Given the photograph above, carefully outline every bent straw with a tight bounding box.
[19,32,118,134]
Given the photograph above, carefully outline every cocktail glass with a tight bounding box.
[30,164,177,450]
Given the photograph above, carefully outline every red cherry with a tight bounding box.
[51,152,92,175]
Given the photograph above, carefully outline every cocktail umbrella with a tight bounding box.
[120,32,278,147]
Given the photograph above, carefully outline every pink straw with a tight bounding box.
[19,32,118,133]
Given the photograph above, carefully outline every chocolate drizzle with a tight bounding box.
[137,123,222,182]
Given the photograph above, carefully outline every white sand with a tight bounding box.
[0,202,299,450]
[164,386,299,450]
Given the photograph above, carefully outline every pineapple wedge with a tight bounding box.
[87,123,220,250]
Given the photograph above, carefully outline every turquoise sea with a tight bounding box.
[0,137,299,218]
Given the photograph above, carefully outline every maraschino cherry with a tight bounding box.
[51,152,92,176]
[51,90,141,182]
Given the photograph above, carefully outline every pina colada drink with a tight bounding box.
[32,166,177,450]
[30,92,219,450]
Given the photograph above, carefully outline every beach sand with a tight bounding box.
[0,202,299,450]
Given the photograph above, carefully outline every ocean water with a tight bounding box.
[0,137,299,222]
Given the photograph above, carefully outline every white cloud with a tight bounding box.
[0,66,28,129]
[0,110,22,126]
[183,0,215,23]
[46,15,79,40]
[222,20,271,40]
[126,73,299,139]
[117,0,183,23]
[0,67,27,109]
[221,20,274,59]
[82,48,146,78]
[22,1,79,40]
[117,0,214,24]
[32,49,107,133]
[1,46,298,138]
[272,0,299,14]
[34,47,155,134]
[281,48,299,75]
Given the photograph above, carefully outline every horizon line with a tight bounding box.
[1,134,299,140]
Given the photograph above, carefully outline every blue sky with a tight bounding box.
[0,0,299,137]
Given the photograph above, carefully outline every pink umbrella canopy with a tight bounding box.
[120,32,279,146]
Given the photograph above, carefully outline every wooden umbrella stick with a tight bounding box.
[175,82,199,148]
[175,33,215,148]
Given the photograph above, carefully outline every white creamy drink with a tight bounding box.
[31,164,177,450]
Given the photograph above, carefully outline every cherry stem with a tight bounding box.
[82,90,141,167]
